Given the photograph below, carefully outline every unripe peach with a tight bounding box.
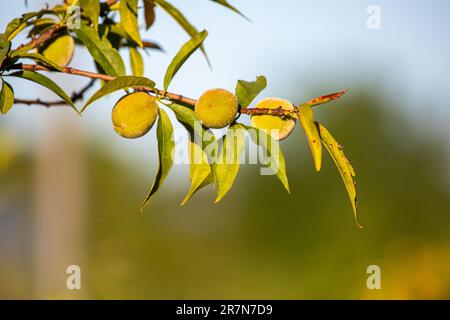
[195,88,238,129]
[112,92,158,139]
[251,97,296,140]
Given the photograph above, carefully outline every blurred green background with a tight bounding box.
[1,0,450,299]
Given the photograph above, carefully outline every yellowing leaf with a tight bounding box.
[163,30,207,91]
[316,122,361,228]
[141,108,175,210]
[215,123,246,202]
[120,0,142,47]
[129,46,144,76]
[0,80,14,115]
[297,103,322,172]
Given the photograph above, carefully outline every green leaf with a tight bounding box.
[81,76,155,112]
[0,34,11,67]
[182,140,213,205]
[27,18,56,38]
[166,103,216,204]
[80,0,100,30]
[4,11,40,40]
[7,70,78,114]
[0,80,14,115]
[143,0,156,30]
[163,30,208,91]
[129,46,144,76]
[243,124,290,193]
[235,75,267,107]
[74,24,125,76]
[165,102,217,153]
[141,108,175,211]
[297,104,322,172]
[11,52,64,71]
[154,0,209,63]
[209,0,250,21]
[120,0,142,47]
[214,123,246,202]
[316,122,360,228]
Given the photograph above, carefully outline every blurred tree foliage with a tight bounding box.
[85,90,450,299]
[1,89,449,299]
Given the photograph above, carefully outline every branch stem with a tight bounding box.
[9,64,295,117]
[10,63,198,106]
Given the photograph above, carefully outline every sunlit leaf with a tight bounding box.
[39,34,75,67]
[11,52,64,71]
[4,11,40,40]
[182,141,213,205]
[297,103,322,172]
[307,89,348,107]
[80,0,100,30]
[74,24,125,76]
[316,122,361,228]
[166,103,216,204]
[215,123,246,202]
[163,30,207,91]
[154,0,209,63]
[0,80,14,115]
[209,0,250,21]
[0,34,11,67]
[129,46,144,76]
[165,102,216,151]
[120,0,142,47]
[81,76,155,112]
[243,124,290,193]
[7,70,78,113]
[27,18,56,38]
[141,108,175,211]
[143,0,156,29]
[235,75,267,108]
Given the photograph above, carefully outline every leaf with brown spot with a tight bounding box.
[307,89,348,107]
[297,103,322,172]
[316,122,361,228]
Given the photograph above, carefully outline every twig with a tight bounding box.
[240,106,295,117]
[8,64,313,117]
[15,23,64,51]
[9,63,199,106]
[14,79,96,107]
